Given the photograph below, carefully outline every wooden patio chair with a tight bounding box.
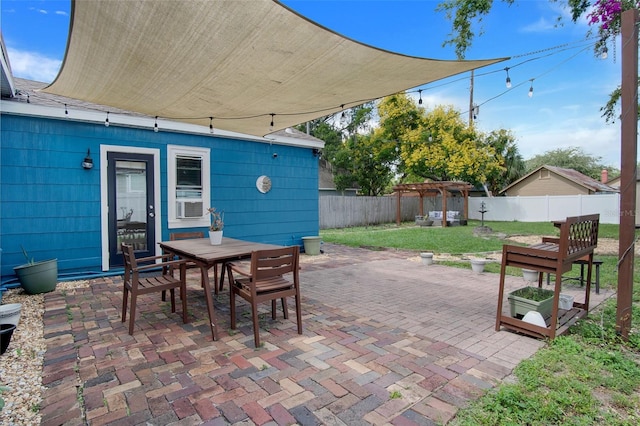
[121,243,188,335]
[226,245,302,347]
[162,231,205,301]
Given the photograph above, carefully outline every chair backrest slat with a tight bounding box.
[122,243,139,268]
[558,214,599,261]
[252,246,299,281]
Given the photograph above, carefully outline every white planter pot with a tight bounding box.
[209,230,223,245]
[522,269,540,283]
[470,259,486,273]
[420,252,434,265]
[0,303,22,326]
[302,236,322,255]
[559,293,575,310]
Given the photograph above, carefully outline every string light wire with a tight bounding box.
[20,37,600,131]
[458,43,595,119]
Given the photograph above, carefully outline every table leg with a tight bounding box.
[218,262,226,292]
[198,264,218,340]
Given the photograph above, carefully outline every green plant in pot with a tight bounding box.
[508,286,555,320]
[13,246,58,295]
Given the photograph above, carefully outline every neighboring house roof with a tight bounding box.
[500,165,619,195]
[1,33,322,149]
[6,77,147,116]
[0,34,15,98]
[319,159,336,189]
[606,174,640,188]
[318,158,359,193]
[40,1,505,137]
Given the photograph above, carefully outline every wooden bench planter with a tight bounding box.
[495,214,599,339]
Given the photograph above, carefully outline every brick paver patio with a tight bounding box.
[40,243,611,425]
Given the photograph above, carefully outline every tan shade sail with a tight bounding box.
[43,0,506,137]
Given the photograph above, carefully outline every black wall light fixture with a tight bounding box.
[312,148,320,158]
[82,149,93,169]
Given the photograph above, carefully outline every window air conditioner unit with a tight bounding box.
[176,200,203,219]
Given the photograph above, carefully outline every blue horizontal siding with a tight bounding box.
[1,113,319,279]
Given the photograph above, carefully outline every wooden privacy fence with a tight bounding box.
[319,195,466,229]
[320,194,625,229]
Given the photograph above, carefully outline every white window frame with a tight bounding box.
[167,145,210,229]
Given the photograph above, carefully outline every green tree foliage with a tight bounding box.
[436,0,514,60]
[300,94,524,195]
[600,76,640,123]
[436,0,628,60]
[298,103,397,195]
[525,146,618,179]
[344,133,396,196]
[376,95,505,186]
[482,129,526,194]
[295,117,341,159]
[375,93,425,181]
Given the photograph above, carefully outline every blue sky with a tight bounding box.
[0,0,625,170]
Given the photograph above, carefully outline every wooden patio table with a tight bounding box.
[158,237,281,340]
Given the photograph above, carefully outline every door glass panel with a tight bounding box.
[116,160,147,253]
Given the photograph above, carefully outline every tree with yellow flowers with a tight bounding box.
[376,94,505,187]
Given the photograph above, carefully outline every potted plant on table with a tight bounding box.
[13,247,58,294]
[207,207,224,245]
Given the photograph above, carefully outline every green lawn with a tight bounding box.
[321,220,622,255]
[320,221,640,425]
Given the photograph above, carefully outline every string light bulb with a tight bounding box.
[209,117,214,134]
[528,80,534,98]
[154,116,159,132]
[269,113,275,131]
[64,104,69,118]
[339,104,347,126]
[104,111,110,127]
[601,46,608,60]
[418,89,423,105]
[505,68,512,89]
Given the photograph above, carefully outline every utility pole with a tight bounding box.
[469,70,474,125]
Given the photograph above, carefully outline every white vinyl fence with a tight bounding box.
[319,193,625,229]
[467,194,622,225]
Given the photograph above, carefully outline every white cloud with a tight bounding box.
[28,7,48,14]
[520,2,591,34]
[521,17,556,33]
[7,48,61,83]
[55,10,68,16]
[512,114,621,168]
